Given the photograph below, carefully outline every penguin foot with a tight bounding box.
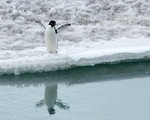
[54,51,57,55]
[49,51,57,54]
[48,50,58,54]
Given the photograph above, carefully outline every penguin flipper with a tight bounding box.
[56,23,71,33]
[35,99,44,107]
[35,21,46,29]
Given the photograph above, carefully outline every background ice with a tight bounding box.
[1,0,150,75]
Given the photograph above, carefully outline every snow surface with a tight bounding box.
[1,0,150,75]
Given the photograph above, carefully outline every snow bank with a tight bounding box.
[1,46,150,75]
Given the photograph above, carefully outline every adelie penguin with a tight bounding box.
[44,20,71,54]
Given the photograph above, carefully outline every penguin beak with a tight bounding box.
[51,24,55,27]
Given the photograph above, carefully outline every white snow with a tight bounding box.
[1,0,150,75]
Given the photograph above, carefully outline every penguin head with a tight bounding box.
[48,108,55,115]
[49,20,56,27]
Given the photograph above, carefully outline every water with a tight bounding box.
[0,61,150,120]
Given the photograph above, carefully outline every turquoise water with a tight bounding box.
[0,60,150,120]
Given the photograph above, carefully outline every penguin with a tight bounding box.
[35,83,70,115]
[45,21,57,54]
[44,20,71,54]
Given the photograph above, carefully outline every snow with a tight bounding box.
[1,0,150,75]
[1,45,150,75]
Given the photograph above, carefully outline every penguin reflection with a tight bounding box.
[36,84,70,115]
[45,85,58,115]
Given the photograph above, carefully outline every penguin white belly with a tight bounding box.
[45,26,57,53]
